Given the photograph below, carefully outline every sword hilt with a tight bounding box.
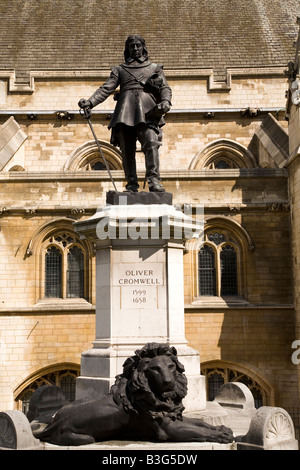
[79,106,92,120]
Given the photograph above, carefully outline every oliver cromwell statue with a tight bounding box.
[78,35,172,192]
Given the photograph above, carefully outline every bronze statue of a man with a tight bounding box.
[78,35,172,192]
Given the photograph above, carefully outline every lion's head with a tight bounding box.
[110,343,188,421]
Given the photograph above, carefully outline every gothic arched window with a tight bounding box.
[43,232,87,300]
[198,231,240,298]
[15,367,80,416]
[202,364,267,409]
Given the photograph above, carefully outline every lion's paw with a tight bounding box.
[215,425,234,443]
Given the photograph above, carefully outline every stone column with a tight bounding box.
[73,200,206,412]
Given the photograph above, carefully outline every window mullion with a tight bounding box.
[216,247,221,297]
[62,250,67,299]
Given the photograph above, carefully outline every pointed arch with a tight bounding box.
[189,139,257,169]
[25,217,94,258]
[13,362,80,399]
[64,140,123,170]
[204,216,255,253]
[25,218,94,303]
[13,362,80,412]
[201,359,275,406]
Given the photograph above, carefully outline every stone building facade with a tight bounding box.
[0,0,300,434]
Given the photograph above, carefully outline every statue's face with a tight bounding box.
[128,39,143,60]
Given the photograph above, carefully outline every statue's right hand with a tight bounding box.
[78,98,92,109]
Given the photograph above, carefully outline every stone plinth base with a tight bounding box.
[74,202,205,412]
[43,440,236,451]
[106,190,173,206]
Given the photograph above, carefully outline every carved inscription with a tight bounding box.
[115,264,164,309]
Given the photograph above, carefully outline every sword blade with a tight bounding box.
[86,116,118,193]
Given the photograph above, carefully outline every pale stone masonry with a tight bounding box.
[0,0,299,437]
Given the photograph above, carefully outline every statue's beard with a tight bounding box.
[127,53,148,63]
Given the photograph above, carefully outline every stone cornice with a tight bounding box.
[0,202,290,219]
[0,66,287,94]
[0,302,95,315]
[0,168,288,182]
[184,303,294,311]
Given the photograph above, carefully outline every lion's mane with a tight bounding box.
[110,343,188,422]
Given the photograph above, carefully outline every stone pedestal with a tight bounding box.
[74,197,205,412]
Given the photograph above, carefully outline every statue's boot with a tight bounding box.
[125,178,139,192]
[145,147,165,192]
[123,149,139,192]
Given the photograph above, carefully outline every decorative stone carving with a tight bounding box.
[203,112,215,119]
[225,205,241,215]
[27,113,38,120]
[285,61,296,81]
[56,111,74,120]
[237,406,298,450]
[0,414,16,449]
[24,209,37,218]
[70,208,86,216]
[267,202,290,212]
[240,107,261,117]
[208,232,226,245]
[0,410,43,450]
[291,78,300,106]
[265,411,294,443]
[0,207,7,216]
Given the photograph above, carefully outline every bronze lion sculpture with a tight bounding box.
[33,343,234,446]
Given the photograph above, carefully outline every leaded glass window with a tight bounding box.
[207,372,225,401]
[206,158,239,169]
[220,245,238,295]
[91,160,106,170]
[198,245,216,295]
[45,246,62,298]
[60,374,76,401]
[43,231,86,300]
[214,160,231,169]
[67,246,84,298]
[198,231,240,298]
[84,159,110,170]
